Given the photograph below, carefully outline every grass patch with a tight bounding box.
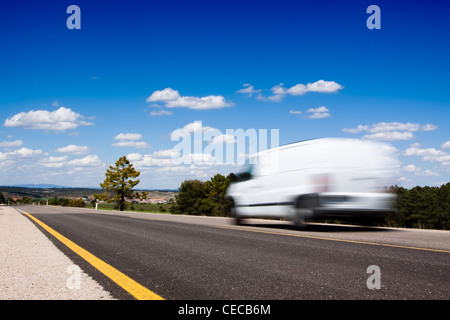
[96,202,172,213]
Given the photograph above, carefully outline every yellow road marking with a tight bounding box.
[213,225,450,254]
[21,210,164,300]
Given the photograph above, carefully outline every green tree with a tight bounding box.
[171,179,206,215]
[201,173,234,216]
[22,197,31,204]
[389,184,450,230]
[135,191,149,202]
[97,156,140,211]
[171,173,237,216]
[0,192,5,204]
[436,183,450,229]
[400,187,426,228]
[385,185,407,227]
[68,198,85,207]
[48,197,60,205]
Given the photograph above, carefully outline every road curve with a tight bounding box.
[9,205,450,300]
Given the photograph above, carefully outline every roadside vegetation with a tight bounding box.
[1,155,448,230]
[386,183,450,230]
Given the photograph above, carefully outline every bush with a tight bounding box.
[68,198,85,207]
[171,173,236,216]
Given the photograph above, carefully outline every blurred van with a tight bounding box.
[226,138,397,225]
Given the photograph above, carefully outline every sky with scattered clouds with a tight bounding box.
[1,0,449,189]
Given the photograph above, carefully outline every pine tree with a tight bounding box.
[171,179,205,215]
[97,156,140,211]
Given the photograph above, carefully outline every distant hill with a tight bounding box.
[10,184,68,189]
[0,185,177,200]
[0,186,101,200]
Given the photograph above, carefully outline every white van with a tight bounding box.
[226,138,397,225]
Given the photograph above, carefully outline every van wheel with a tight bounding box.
[227,199,243,225]
[293,208,312,226]
[294,194,318,226]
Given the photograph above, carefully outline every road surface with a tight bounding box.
[10,205,450,300]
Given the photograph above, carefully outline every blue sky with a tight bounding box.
[1,0,449,189]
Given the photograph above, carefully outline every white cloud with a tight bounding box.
[422,169,439,176]
[305,80,344,93]
[39,156,68,168]
[127,153,143,161]
[0,140,23,148]
[306,106,330,119]
[422,154,450,163]
[112,141,151,149]
[381,144,399,155]
[255,80,343,102]
[146,88,180,102]
[267,93,285,102]
[114,133,143,141]
[172,121,215,137]
[67,155,103,167]
[0,147,47,173]
[401,164,439,177]
[404,147,446,157]
[0,146,106,187]
[236,84,262,97]
[166,95,232,110]
[403,164,420,173]
[112,132,150,149]
[131,153,180,168]
[0,147,43,160]
[209,134,237,145]
[370,122,421,133]
[404,146,450,165]
[441,141,450,149]
[342,122,438,141]
[289,107,330,119]
[422,124,438,131]
[363,131,414,141]
[150,110,173,116]
[285,83,307,96]
[151,149,180,159]
[147,88,233,110]
[55,144,89,155]
[342,125,369,134]
[127,148,241,188]
[131,151,227,170]
[14,148,43,157]
[4,107,93,132]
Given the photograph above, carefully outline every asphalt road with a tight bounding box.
[16,205,450,300]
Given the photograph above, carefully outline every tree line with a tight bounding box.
[386,183,450,230]
[0,195,88,207]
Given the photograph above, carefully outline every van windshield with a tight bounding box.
[237,164,254,181]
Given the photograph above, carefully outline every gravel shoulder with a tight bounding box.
[0,205,115,300]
